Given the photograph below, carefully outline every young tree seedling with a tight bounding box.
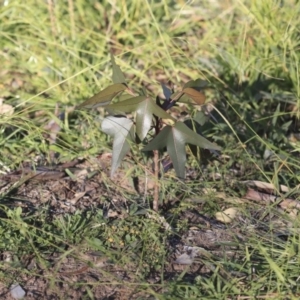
[77,54,221,211]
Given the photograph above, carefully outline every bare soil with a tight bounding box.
[0,158,292,299]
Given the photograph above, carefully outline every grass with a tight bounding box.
[1,0,300,299]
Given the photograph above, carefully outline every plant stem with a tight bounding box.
[152,114,162,211]
[153,149,159,211]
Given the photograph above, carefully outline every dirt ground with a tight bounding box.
[0,157,293,299]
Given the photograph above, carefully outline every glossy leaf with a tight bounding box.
[77,83,127,109]
[111,54,126,84]
[101,116,134,176]
[143,121,221,178]
[106,96,175,140]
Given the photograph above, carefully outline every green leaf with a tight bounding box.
[106,96,146,113]
[142,126,170,151]
[77,83,127,109]
[174,122,221,150]
[106,96,175,140]
[101,116,134,177]
[143,122,221,178]
[143,125,186,178]
[183,78,208,89]
[111,54,126,84]
[194,111,208,126]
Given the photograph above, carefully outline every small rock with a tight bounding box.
[10,283,26,299]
